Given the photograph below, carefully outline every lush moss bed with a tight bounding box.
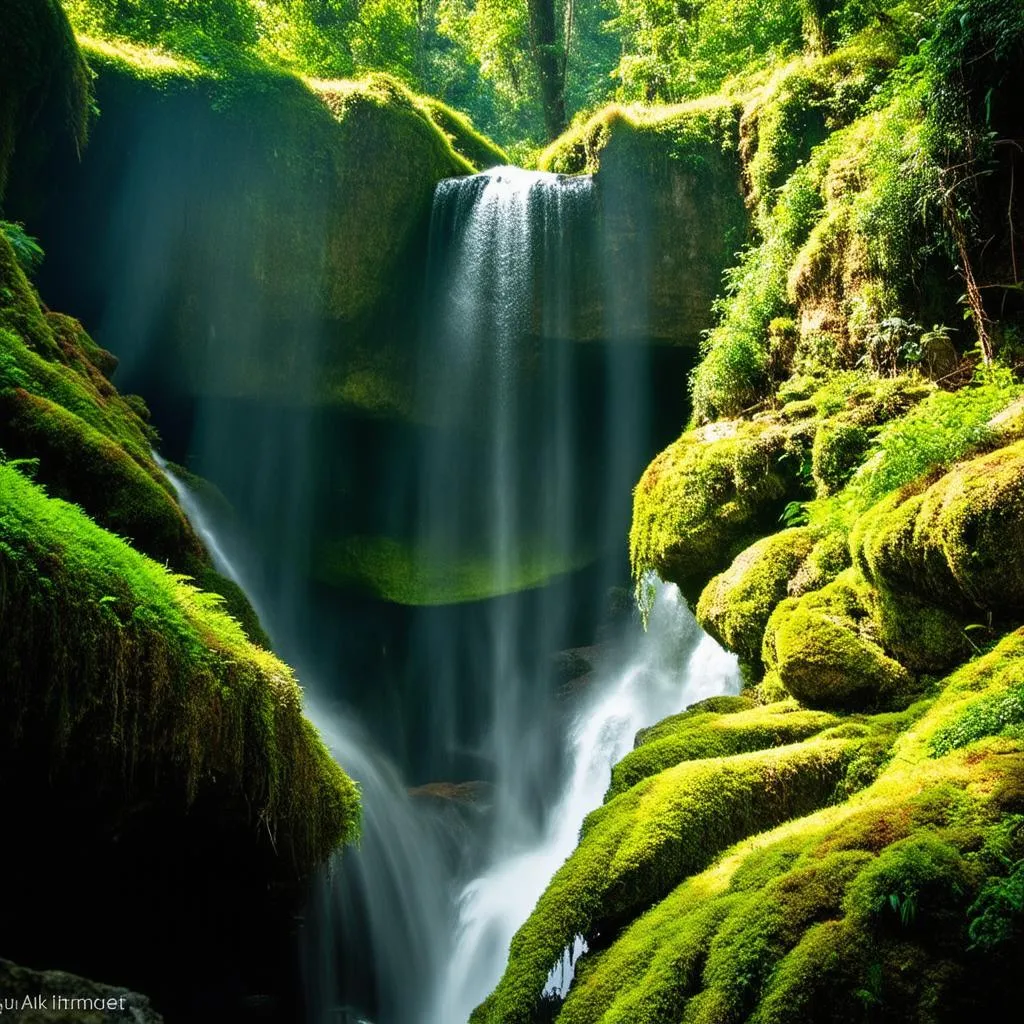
[0,462,358,872]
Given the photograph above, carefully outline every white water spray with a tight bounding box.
[435,581,740,1020]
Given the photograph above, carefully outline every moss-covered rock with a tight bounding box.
[763,570,913,710]
[470,738,854,1023]
[630,418,809,604]
[697,528,816,670]
[609,701,839,798]
[0,462,358,873]
[811,419,870,495]
[853,438,1024,617]
[0,231,267,640]
[538,98,747,345]
[0,959,162,1023]
[487,627,1024,1024]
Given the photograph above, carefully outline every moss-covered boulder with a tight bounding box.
[630,418,809,603]
[0,461,357,869]
[476,622,1024,1024]
[609,701,839,798]
[538,99,747,345]
[0,0,91,199]
[471,737,854,1023]
[763,571,913,710]
[0,230,268,640]
[0,960,162,1023]
[853,438,1024,617]
[697,528,816,670]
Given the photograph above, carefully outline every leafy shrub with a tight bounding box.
[0,222,44,276]
[842,368,1023,511]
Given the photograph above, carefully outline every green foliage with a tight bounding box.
[607,0,804,104]
[691,163,822,421]
[968,854,1024,951]
[0,221,44,275]
[840,370,1023,512]
[931,685,1024,756]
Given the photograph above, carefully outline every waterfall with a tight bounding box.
[151,164,737,1023]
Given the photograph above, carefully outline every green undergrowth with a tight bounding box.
[0,463,358,872]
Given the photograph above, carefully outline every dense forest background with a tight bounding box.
[62,0,881,156]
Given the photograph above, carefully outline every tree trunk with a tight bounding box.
[527,0,566,139]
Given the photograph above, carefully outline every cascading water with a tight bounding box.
[435,581,739,1021]
[145,165,738,1023]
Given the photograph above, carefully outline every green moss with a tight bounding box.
[609,702,839,798]
[538,97,740,178]
[928,630,1024,756]
[870,586,970,675]
[811,420,869,495]
[636,695,756,741]
[840,373,1023,516]
[844,833,970,932]
[788,529,850,595]
[0,233,269,641]
[315,534,592,606]
[853,437,1024,616]
[0,0,92,199]
[417,96,508,170]
[470,738,853,1024]
[763,570,913,710]
[630,419,808,607]
[523,724,1024,1024]
[0,463,358,872]
[697,528,816,669]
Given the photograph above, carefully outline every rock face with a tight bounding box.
[0,961,162,1023]
[540,100,748,345]
[0,0,91,196]
[8,49,475,410]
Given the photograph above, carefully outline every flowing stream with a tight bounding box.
[155,166,739,1022]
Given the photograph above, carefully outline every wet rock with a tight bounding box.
[0,960,162,1022]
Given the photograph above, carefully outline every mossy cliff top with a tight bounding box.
[6,22,505,415]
